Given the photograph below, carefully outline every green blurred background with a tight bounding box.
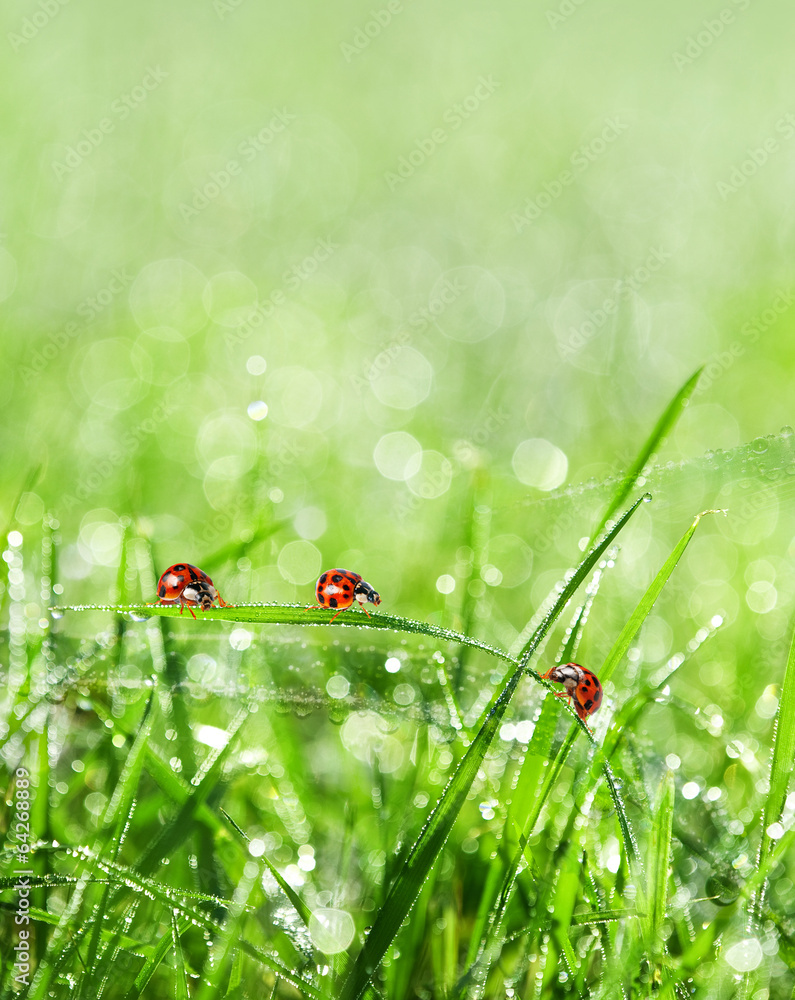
[2,0,795,797]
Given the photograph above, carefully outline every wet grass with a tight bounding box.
[3,371,795,997]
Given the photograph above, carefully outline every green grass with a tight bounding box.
[2,374,795,998]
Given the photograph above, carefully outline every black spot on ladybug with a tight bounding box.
[582,677,593,687]
[158,585,166,597]
[332,574,344,583]
[173,563,186,570]
[319,572,328,584]
[329,597,338,608]
[583,698,594,711]
[342,583,352,593]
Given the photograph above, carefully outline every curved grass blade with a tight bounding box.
[338,496,647,1000]
[194,864,259,1000]
[139,707,249,876]
[517,495,649,670]
[50,604,518,666]
[590,366,703,543]
[599,510,717,686]
[752,619,795,921]
[171,911,191,1000]
[645,770,675,973]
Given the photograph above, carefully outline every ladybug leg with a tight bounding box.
[178,597,198,620]
[303,604,324,613]
[329,608,345,623]
[359,605,373,620]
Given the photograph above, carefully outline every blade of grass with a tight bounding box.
[221,808,313,928]
[599,510,718,687]
[77,691,155,998]
[645,770,675,971]
[546,846,585,998]
[339,495,647,1000]
[199,516,286,574]
[193,865,259,1000]
[517,495,649,669]
[752,619,795,921]
[139,707,249,876]
[590,366,703,543]
[51,604,519,666]
[172,911,191,1000]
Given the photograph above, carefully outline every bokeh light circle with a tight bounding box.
[309,908,355,954]
[277,540,321,585]
[369,347,433,409]
[373,432,422,481]
[512,439,568,490]
[406,451,453,498]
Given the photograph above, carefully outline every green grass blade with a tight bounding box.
[51,604,518,666]
[199,517,286,574]
[590,366,702,542]
[753,620,795,920]
[599,510,712,686]
[339,495,647,1000]
[139,708,249,876]
[221,808,313,929]
[518,494,648,668]
[193,865,258,1000]
[126,913,181,998]
[645,770,675,965]
[172,911,191,1000]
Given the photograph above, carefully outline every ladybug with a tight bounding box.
[540,662,603,723]
[306,569,381,623]
[155,563,229,619]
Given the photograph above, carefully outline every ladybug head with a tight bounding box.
[354,580,381,606]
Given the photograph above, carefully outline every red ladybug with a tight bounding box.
[306,569,381,623]
[155,563,229,619]
[540,662,603,723]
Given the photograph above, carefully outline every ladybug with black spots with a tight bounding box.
[155,563,229,619]
[540,662,603,723]
[307,569,381,623]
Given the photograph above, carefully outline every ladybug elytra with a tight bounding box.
[155,563,229,619]
[306,568,381,623]
[540,662,603,723]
